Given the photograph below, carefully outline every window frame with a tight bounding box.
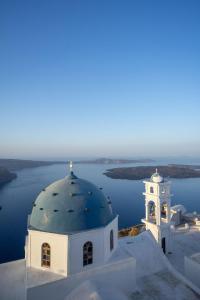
[150,186,154,193]
[110,229,114,251]
[41,243,51,268]
[83,241,93,266]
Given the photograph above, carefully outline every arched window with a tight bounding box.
[41,243,50,268]
[83,241,93,266]
[161,202,167,218]
[148,201,156,217]
[110,230,114,251]
[150,186,154,193]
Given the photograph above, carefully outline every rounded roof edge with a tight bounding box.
[29,172,116,234]
[151,169,164,183]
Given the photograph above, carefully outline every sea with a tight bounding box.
[0,157,200,264]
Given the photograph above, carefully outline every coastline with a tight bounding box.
[104,165,200,180]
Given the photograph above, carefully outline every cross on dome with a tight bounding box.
[69,161,73,173]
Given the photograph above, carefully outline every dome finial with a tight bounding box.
[151,168,163,183]
[69,161,73,174]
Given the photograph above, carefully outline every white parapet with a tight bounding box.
[185,253,200,289]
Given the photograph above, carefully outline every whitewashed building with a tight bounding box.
[25,168,118,276]
[1,168,200,300]
[142,169,172,253]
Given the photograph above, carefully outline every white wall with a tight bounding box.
[27,256,136,300]
[103,217,118,262]
[26,217,118,277]
[68,217,118,275]
[144,221,172,253]
[27,230,68,276]
[160,225,172,253]
[145,222,159,242]
[185,255,200,289]
[68,227,104,274]
[143,179,172,253]
[171,211,181,225]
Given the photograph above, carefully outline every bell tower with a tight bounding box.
[142,169,172,254]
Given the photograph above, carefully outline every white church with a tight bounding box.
[26,163,118,276]
[1,165,200,300]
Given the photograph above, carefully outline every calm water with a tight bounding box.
[0,161,200,263]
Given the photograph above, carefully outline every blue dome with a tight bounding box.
[29,172,115,234]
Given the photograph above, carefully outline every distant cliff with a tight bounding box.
[75,158,155,164]
[0,159,65,171]
[104,165,200,180]
[0,167,17,186]
[0,159,66,187]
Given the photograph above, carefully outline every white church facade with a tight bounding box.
[1,166,200,300]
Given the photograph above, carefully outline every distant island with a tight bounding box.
[0,159,66,171]
[0,167,17,186]
[1,159,200,186]
[0,157,155,187]
[0,159,65,187]
[74,158,155,164]
[169,164,200,170]
[104,165,200,180]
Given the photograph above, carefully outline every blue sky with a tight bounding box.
[0,0,200,159]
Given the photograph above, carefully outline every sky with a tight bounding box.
[0,0,200,160]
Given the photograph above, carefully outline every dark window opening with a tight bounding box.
[69,192,76,197]
[162,238,166,254]
[83,241,93,266]
[41,243,50,268]
[148,201,156,217]
[150,187,154,193]
[110,230,114,251]
[161,202,167,218]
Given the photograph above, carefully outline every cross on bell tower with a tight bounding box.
[142,169,172,254]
